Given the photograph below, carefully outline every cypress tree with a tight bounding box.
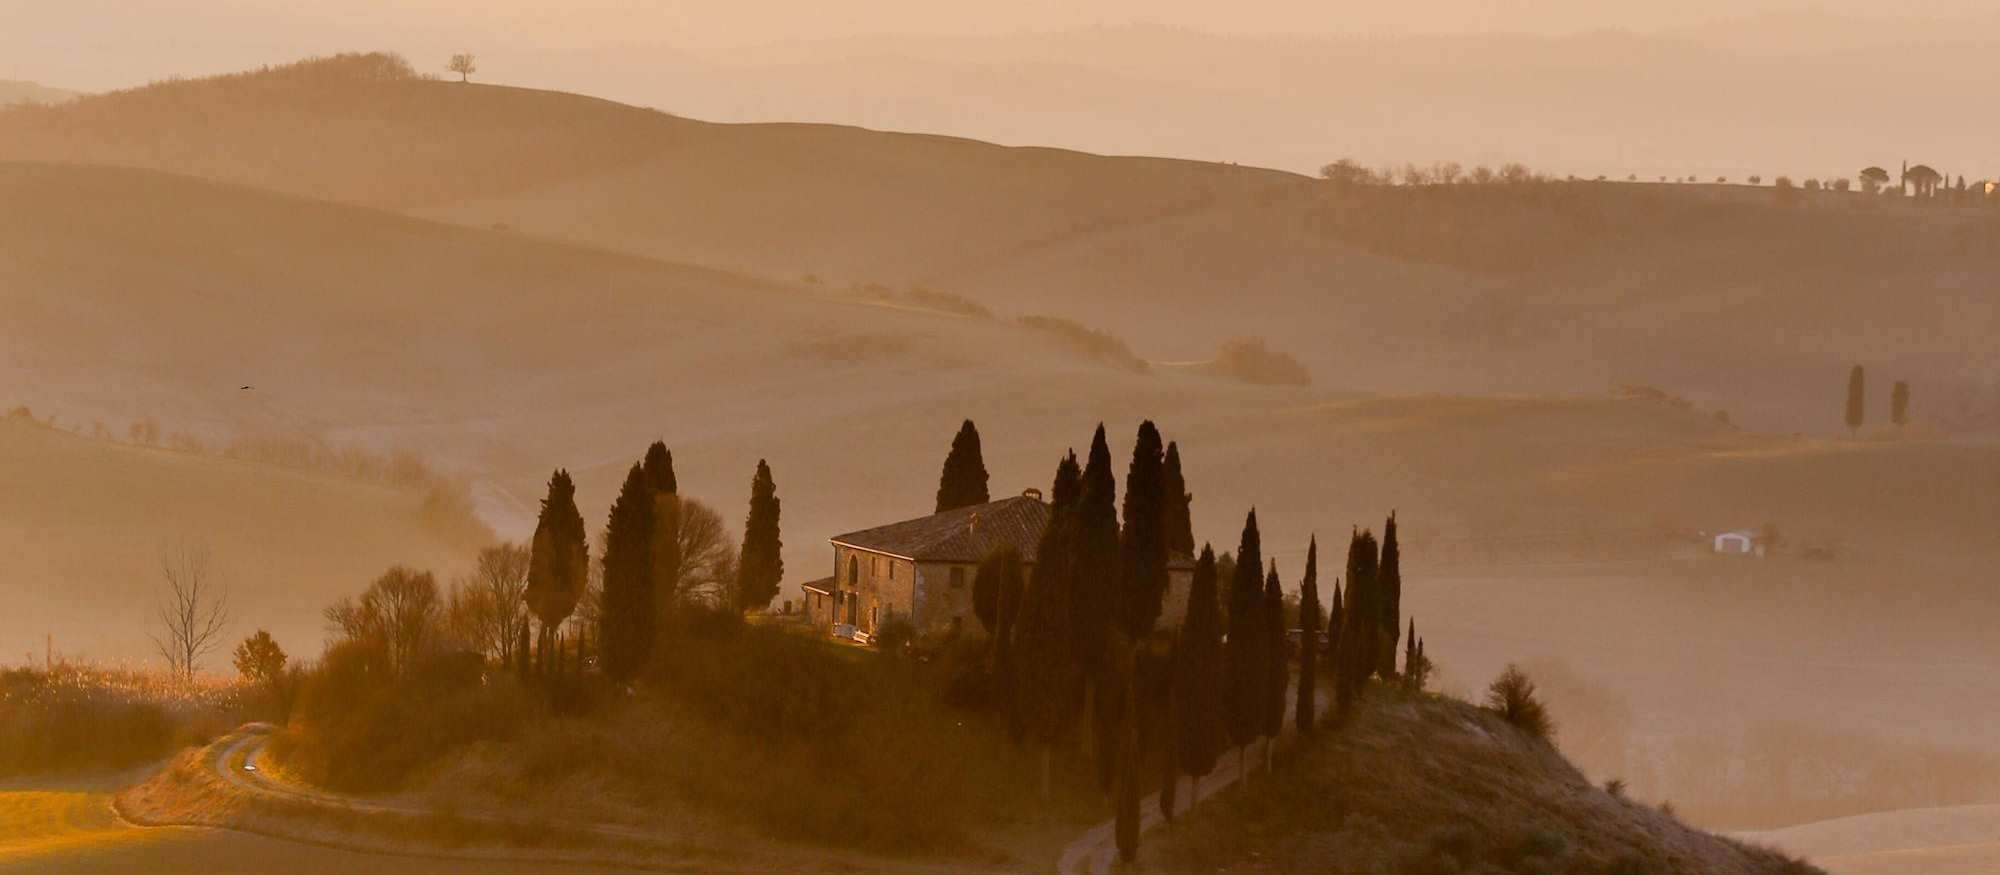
[1335,529,1379,711]
[736,459,783,613]
[1173,545,1225,794]
[1162,442,1195,560]
[1113,672,1141,863]
[1846,365,1866,436]
[599,462,657,681]
[1072,425,1120,666]
[1403,617,1419,691]
[643,443,681,615]
[1117,421,1169,638]
[1295,538,1320,733]
[1014,453,1083,796]
[1224,510,1265,775]
[1377,513,1402,680]
[526,468,588,676]
[1891,380,1911,429]
[1261,562,1287,767]
[935,419,991,513]
[990,546,1027,722]
[974,545,1024,635]
[1324,577,1342,678]
[642,441,677,494]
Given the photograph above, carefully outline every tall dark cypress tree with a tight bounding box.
[1072,424,1120,668]
[1224,509,1265,773]
[526,468,588,676]
[1014,453,1083,796]
[1377,513,1402,680]
[1403,617,1420,691]
[1845,365,1866,437]
[1295,538,1320,733]
[935,419,991,513]
[1161,442,1195,560]
[643,442,681,614]
[1173,545,1225,794]
[1891,380,1911,429]
[990,545,1027,726]
[1335,529,1379,711]
[736,459,783,613]
[1261,562,1287,762]
[1117,421,1169,638]
[600,462,657,681]
[1324,577,1343,678]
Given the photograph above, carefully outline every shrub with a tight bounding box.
[1484,664,1554,741]
[875,615,917,658]
[1204,337,1312,386]
[1016,315,1149,372]
[0,663,243,777]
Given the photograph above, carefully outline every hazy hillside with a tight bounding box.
[5,56,1995,435]
[0,415,480,668]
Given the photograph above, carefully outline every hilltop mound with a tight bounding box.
[1144,692,1821,874]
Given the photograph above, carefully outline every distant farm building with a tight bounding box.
[809,492,1193,639]
[1711,529,1763,556]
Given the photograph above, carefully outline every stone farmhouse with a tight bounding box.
[802,491,1193,640]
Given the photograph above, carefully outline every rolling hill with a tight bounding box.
[0,414,481,669]
[4,55,1997,434]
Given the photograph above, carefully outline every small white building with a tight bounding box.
[1712,530,1763,556]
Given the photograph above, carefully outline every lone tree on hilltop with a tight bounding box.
[935,420,990,513]
[601,461,660,680]
[736,459,783,613]
[446,53,477,83]
[1224,509,1266,779]
[1891,380,1911,431]
[153,539,229,681]
[527,469,588,675]
[1846,365,1867,437]
[1860,166,1890,194]
[1117,421,1169,638]
[1295,538,1321,733]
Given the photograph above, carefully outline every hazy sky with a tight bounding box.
[6,0,1995,90]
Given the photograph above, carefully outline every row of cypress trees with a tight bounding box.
[525,442,785,684]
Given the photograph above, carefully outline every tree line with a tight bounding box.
[947,418,1432,863]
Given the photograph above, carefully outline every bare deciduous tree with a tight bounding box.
[446,53,477,83]
[445,542,531,662]
[659,496,740,611]
[152,540,229,680]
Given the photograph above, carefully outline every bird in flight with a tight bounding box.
[239,385,254,390]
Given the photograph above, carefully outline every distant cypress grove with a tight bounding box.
[735,459,782,613]
[935,419,990,513]
[1378,513,1402,679]
[1295,537,1320,733]
[599,461,657,681]
[1224,509,1266,776]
